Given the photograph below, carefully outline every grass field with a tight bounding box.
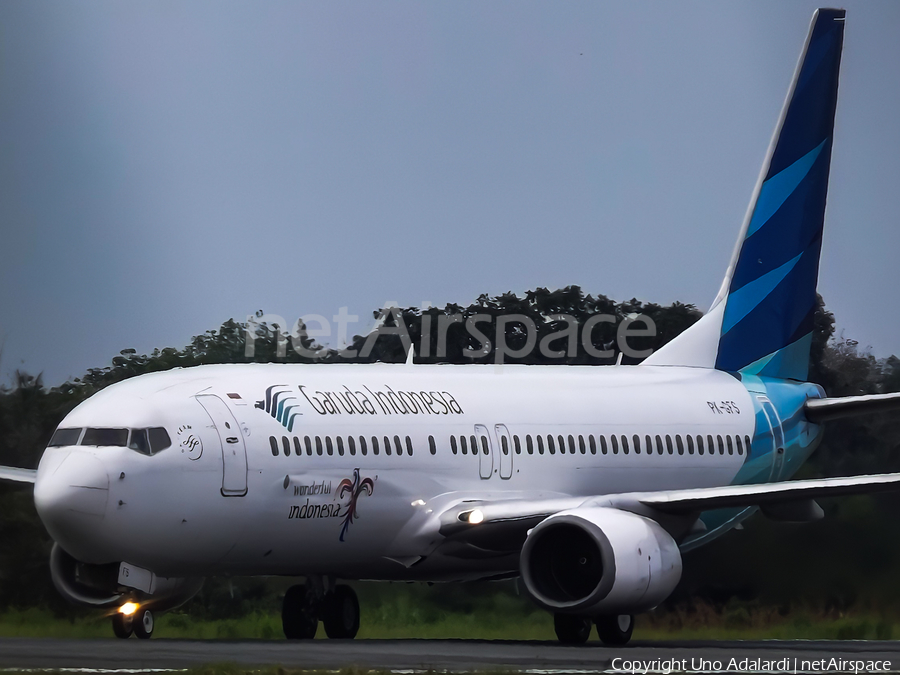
[0,603,895,641]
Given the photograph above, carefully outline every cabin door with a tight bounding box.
[197,394,248,496]
[495,424,513,479]
[474,424,494,479]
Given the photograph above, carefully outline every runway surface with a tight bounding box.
[3,638,900,673]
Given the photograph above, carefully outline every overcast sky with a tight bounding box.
[1,1,898,386]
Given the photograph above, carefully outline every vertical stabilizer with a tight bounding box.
[643,9,844,380]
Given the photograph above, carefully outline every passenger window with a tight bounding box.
[359,436,367,456]
[393,435,403,457]
[326,437,334,456]
[568,435,576,454]
[514,436,522,455]
[736,436,744,455]
[687,435,694,455]
[405,436,413,456]
[451,436,458,455]
[726,436,734,455]
[645,435,653,456]
[293,437,302,456]
[745,435,752,455]
[282,436,291,456]
[305,437,313,456]
[537,435,545,454]
[696,435,704,455]
[49,428,82,447]
[578,435,586,454]
[589,435,597,455]
[633,435,641,454]
[501,436,509,455]
[600,435,608,455]
[707,435,715,455]
[315,437,323,456]
[480,436,489,456]
[129,429,151,455]
[460,436,468,455]
[372,436,380,456]
[148,428,171,453]
[349,436,357,456]
[337,437,345,456]
[665,435,674,455]
[527,435,534,454]
[429,436,436,455]
[611,435,619,454]
[655,435,663,455]
[269,436,278,457]
[470,435,479,455]
[547,435,556,455]
[384,436,392,456]
[676,435,684,455]
[83,428,129,447]
[621,435,629,455]
[717,435,725,455]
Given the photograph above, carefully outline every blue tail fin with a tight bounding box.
[644,9,844,381]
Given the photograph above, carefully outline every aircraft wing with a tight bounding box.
[433,473,900,550]
[0,466,37,484]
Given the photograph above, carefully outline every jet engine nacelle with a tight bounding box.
[520,507,682,615]
[50,544,203,611]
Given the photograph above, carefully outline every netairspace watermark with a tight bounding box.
[610,656,892,674]
[244,304,658,364]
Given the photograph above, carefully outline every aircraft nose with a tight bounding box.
[35,451,110,547]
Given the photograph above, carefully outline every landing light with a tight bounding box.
[468,509,484,525]
[119,602,138,616]
[411,499,426,507]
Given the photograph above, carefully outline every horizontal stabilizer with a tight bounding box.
[0,466,36,484]
[805,392,900,423]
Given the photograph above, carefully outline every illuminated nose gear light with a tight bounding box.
[467,509,484,524]
[119,602,138,616]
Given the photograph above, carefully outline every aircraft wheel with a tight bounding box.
[323,585,360,639]
[112,612,133,639]
[282,584,318,639]
[595,614,634,646]
[554,613,592,644]
[133,608,154,639]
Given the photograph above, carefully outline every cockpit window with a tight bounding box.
[147,428,171,453]
[128,428,171,455]
[49,428,83,447]
[82,428,129,447]
[129,429,151,455]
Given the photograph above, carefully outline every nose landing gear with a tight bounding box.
[282,581,360,640]
[134,608,155,639]
[112,612,133,639]
[112,606,154,639]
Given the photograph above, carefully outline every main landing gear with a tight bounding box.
[112,604,155,639]
[554,612,634,646]
[282,581,360,640]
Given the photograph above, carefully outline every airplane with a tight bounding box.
[2,7,899,646]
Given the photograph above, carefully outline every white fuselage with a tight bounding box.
[35,363,756,583]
